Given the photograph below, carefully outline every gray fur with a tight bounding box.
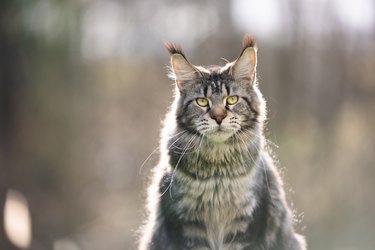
[139,36,306,250]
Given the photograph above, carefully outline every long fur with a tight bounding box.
[164,41,187,58]
[242,34,257,49]
[139,35,306,250]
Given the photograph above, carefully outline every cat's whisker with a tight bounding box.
[240,131,263,155]
[243,129,279,149]
[195,132,206,179]
[234,132,245,167]
[240,131,271,197]
[236,133,272,199]
[240,133,264,171]
[139,145,160,175]
[139,131,188,175]
[239,131,259,147]
[237,132,256,166]
[171,136,202,154]
[162,135,196,199]
[170,130,188,139]
[168,131,188,147]
[141,132,185,176]
[161,133,196,191]
[170,136,197,195]
[167,132,191,151]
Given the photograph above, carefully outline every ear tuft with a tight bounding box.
[241,34,257,51]
[231,34,258,81]
[164,42,187,59]
[165,41,200,91]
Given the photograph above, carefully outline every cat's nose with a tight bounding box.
[210,106,227,125]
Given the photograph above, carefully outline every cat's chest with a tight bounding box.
[175,171,257,220]
[173,172,257,249]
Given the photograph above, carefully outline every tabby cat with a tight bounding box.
[139,35,306,250]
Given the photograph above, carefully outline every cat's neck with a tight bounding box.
[167,131,263,179]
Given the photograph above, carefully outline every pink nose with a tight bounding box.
[210,107,227,125]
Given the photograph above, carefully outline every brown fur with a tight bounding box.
[242,34,257,50]
[164,41,187,58]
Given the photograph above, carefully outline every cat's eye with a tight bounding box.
[226,95,239,105]
[196,98,209,107]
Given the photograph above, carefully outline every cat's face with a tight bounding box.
[176,70,260,143]
[166,36,263,143]
[192,80,243,143]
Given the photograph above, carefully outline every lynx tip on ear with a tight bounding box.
[164,41,188,59]
[231,34,258,81]
[242,34,257,51]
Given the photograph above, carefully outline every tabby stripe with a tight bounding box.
[184,220,206,229]
[203,85,208,97]
[243,96,259,121]
[225,84,231,96]
[183,236,210,248]
[181,99,194,117]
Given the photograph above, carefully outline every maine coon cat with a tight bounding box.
[139,35,306,250]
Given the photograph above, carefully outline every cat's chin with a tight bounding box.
[205,128,234,143]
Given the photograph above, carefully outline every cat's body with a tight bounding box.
[139,35,306,250]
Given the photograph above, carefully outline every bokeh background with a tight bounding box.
[1,0,374,249]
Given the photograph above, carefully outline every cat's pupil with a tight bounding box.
[227,95,238,105]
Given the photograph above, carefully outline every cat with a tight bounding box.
[138,35,306,250]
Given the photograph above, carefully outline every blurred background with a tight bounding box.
[0,0,374,249]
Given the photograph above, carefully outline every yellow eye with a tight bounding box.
[226,95,239,105]
[196,98,209,107]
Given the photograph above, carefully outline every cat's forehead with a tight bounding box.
[187,68,246,97]
[196,63,231,76]
[192,75,228,97]
[198,64,233,84]
[180,62,248,96]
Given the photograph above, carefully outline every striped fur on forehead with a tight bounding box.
[200,71,234,95]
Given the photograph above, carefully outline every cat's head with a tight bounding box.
[166,35,265,143]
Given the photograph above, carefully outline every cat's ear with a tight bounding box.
[230,34,257,83]
[165,42,200,91]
